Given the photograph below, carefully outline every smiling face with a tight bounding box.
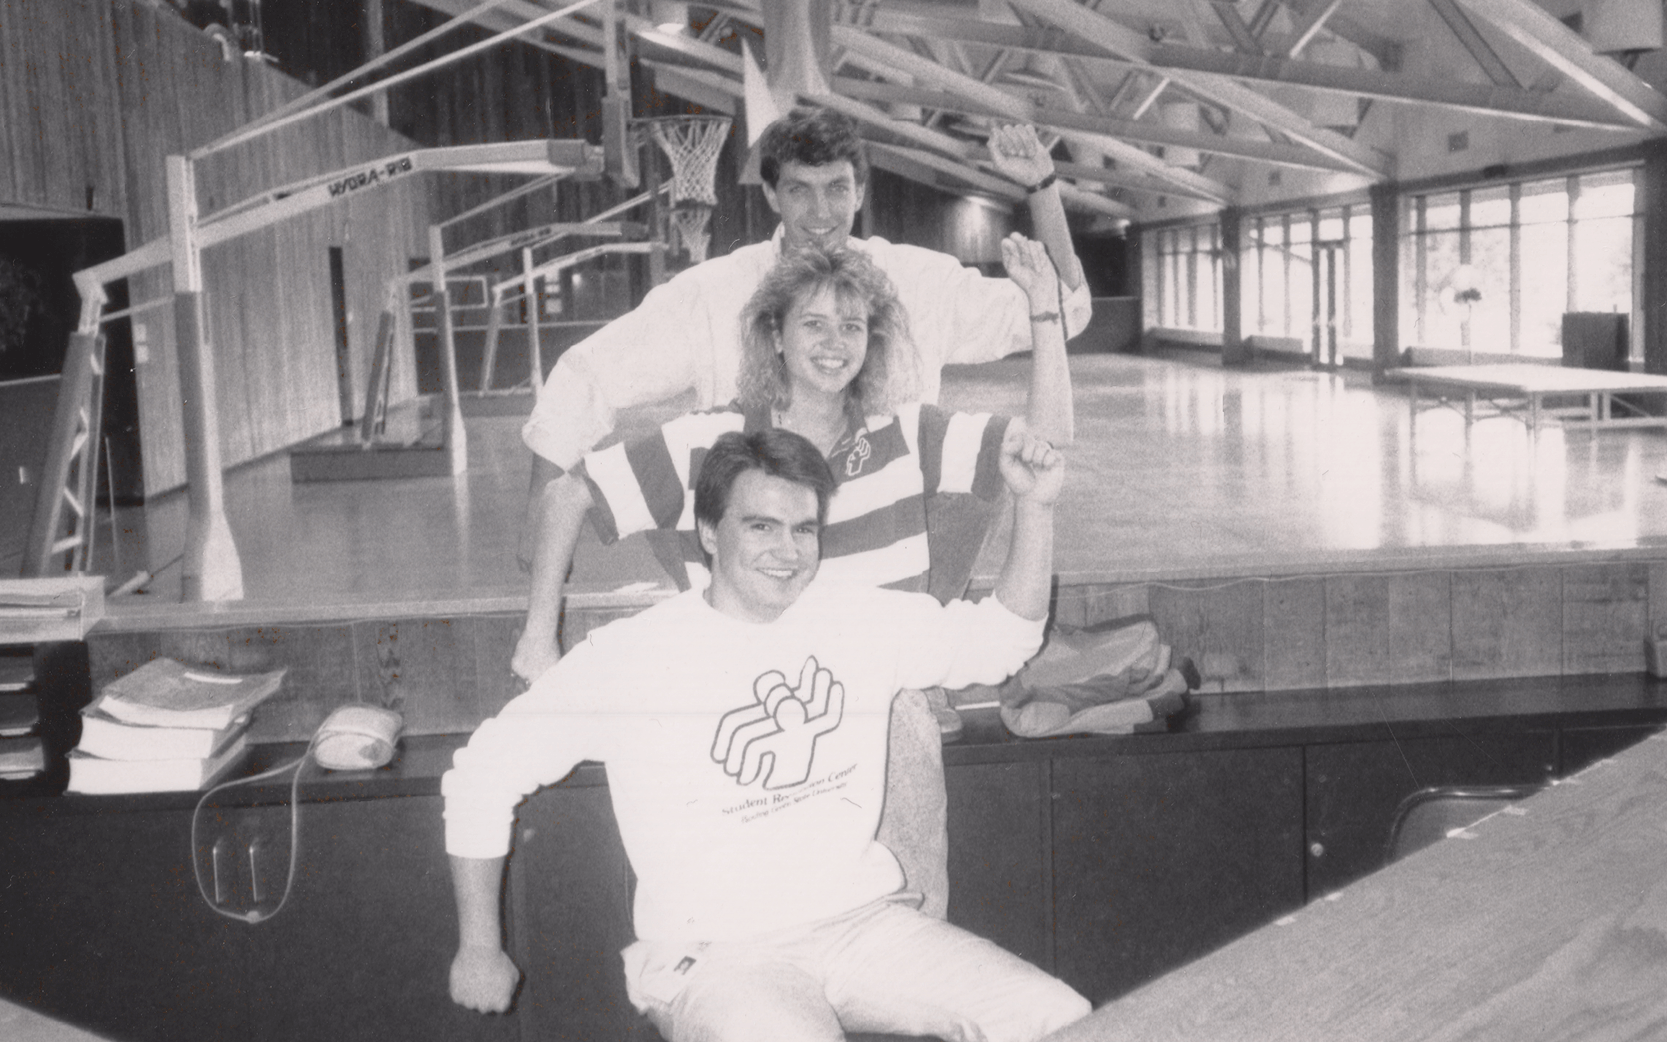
[763,160,865,252]
[698,469,822,624]
[774,283,869,402]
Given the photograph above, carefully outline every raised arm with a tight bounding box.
[449,854,519,1012]
[991,423,1063,621]
[512,471,596,685]
[987,125,1087,303]
[1000,233,1074,447]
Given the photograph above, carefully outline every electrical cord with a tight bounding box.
[189,731,322,925]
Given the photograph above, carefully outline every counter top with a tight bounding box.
[1041,725,1667,1042]
[5,673,1664,815]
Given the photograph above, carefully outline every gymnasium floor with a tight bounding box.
[90,348,1667,614]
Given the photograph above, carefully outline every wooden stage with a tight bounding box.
[1390,362,1667,435]
[60,349,1667,693]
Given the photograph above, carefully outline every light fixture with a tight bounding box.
[651,1,690,35]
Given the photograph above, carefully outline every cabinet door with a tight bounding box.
[240,795,514,1042]
[1305,730,1555,898]
[0,806,250,1042]
[510,782,654,1042]
[1050,747,1305,1005]
[945,761,1050,971]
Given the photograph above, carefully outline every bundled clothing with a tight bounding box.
[960,616,1196,739]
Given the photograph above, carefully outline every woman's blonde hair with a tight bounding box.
[737,247,915,425]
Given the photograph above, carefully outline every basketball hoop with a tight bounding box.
[644,115,732,263]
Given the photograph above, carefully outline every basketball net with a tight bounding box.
[670,205,714,265]
[647,116,732,264]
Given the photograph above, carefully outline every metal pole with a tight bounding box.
[429,225,469,475]
[167,155,244,602]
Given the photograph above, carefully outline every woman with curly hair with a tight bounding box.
[512,233,1069,685]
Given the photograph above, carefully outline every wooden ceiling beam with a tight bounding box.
[1269,0,1399,64]
[1282,0,1342,58]
[850,7,1628,130]
[1456,0,1667,130]
[1427,0,1522,87]
[832,24,1236,202]
[1008,0,1387,176]
[624,14,743,75]
[832,76,1360,173]
[1147,44,1629,127]
[866,141,1026,200]
[866,141,1135,219]
[1210,2,1266,56]
[1052,159,1220,204]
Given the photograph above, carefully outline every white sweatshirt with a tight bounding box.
[443,579,1043,944]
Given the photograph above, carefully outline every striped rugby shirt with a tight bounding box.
[576,402,1011,593]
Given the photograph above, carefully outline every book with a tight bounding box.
[0,576,104,642]
[76,709,249,762]
[92,658,287,730]
[0,692,38,737]
[65,734,251,794]
[0,736,45,780]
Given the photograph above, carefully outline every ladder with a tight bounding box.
[22,332,106,577]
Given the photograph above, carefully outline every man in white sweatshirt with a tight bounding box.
[444,426,1089,1042]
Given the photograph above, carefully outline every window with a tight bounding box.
[1401,167,1638,359]
[1143,221,1223,334]
[1241,205,1374,358]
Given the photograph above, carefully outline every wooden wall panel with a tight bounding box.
[1,1,431,497]
[0,0,127,217]
[89,1,432,494]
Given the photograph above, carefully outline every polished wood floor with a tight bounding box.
[84,349,1667,613]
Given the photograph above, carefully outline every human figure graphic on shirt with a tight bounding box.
[444,427,1090,1042]
[518,108,1088,572]
[512,234,1070,686]
[715,655,845,788]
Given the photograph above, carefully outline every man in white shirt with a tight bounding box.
[446,426,1090,1042]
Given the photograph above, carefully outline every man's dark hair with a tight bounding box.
[694,430,838,561]
[758,108,869,190]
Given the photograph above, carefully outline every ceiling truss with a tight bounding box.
[399,0,1667,217]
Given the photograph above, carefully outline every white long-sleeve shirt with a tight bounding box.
[443,580,1044,944]
[521,228,1092,470]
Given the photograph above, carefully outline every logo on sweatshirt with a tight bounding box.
[835,417,906,481]
[711,656,844,789]
[844,436,872,477]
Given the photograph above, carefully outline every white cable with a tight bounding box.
[189,731,323,925]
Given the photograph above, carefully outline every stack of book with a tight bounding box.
[0,656,43,782]
[66,658,287,794]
